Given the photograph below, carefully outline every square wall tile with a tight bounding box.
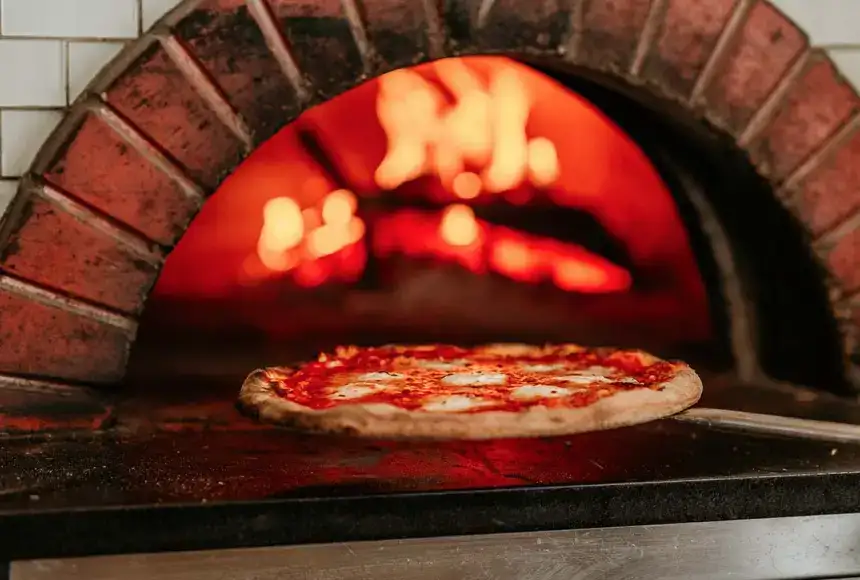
[142,0,184,30]
[0,180,18,221]
[68,41,125,102]
[830,49,860,92]
[1,0,139,38]
[771,0,860,46]
[1,110,64,177]
[0,40,66,107]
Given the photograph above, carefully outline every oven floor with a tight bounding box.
[2,373,860,561]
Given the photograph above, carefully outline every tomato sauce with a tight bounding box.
[265,345,676,412]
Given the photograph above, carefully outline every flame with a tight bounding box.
[452,171,482,199]
[491,238,536,281]
[322,189,357,226]
[255,189,364,281]
[440,204,480,247]
[375,208,631,293]
[527,137,560,188]
[553,259,611,293]
[261,197,303,251]
[374,59,560,195]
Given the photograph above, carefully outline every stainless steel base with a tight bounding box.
[13,513,860,580]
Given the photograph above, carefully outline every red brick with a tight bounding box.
[792,128,860,237]
[748,56,858,181]
[642,0,738,97]
[106,43,245,189]
[703,0,806,133]
[0,290,130,384]
[175,0,302,144]
[45,114,199,246]
[474,0,574,55]
[267,0,364,99]
[574,0,652,72]
[1,194,158,313]
[827,227,860,296]
[360,0,440,66]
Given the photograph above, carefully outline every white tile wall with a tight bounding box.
[0,40,66,106]
[0,109,63,175]
[0,0,856,197]
[1,0,139,39]
[0,179,16,220]
[143,0,184,30]
[770,0,860,46]
[68,41,124,100]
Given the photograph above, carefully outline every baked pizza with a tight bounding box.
[238,343,702,440]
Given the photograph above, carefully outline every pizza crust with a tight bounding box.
[237,360,702,440]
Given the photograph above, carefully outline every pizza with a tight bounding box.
[238,343,702,440]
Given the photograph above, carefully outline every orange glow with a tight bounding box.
[374,208,631,294]
[252,186,365,284]
[261,197,303,252]
[553,260,612,293]
[151,55,712,348]
[452,172,482,199]
[440,204,480,247]
[491,239,536,282]
[374,58,555,196]
[527,137,560,187]
[322,189,357,226]
[307,217,365,259]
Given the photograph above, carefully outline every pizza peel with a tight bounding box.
[671,407,860,444]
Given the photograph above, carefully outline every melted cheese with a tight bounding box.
[333,383,383,399]
[417,359,468,371]
[520,363,565,373]
[356,372,404,381]
[512,385,574,399]
[441,372,507,386]
[422,395,492,412]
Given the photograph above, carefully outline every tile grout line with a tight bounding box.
[138,0,144,36]
[64,40,71,105]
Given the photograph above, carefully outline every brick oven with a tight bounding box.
[3,1,860,578]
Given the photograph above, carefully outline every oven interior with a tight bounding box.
[101,55,843,432]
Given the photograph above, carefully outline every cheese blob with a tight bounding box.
[520,363,565,373]
[417,359,469,370]
[441,372,507,386]
[332,383,383,399]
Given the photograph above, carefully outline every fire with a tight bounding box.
[255,189,365,284]
[526,137,561,188]
[246,58,627,295]
[374,209,632,293]
[452,172,482,200]
[375,59,560,194]
[440,204,480,247]
[321,189,357,226]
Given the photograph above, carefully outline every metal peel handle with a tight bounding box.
[672,408,860,444]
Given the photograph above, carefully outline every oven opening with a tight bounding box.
[123,55,844,426]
